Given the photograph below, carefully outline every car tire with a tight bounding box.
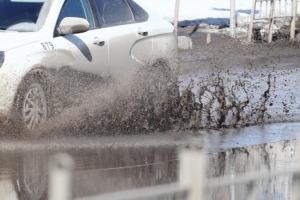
[15,71,52,131]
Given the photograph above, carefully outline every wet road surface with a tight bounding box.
[1,122,300,200]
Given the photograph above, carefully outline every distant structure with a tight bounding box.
[247,0,298,43]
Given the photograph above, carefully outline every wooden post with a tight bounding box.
[174,0,180,36]
[248,0,256,43]
[206,33,211,44]
[180,150,207,200]
[230,0,236,37]
[48,154,74,200]
[290,0,298,40]
[268,0,275,43]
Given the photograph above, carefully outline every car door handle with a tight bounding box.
[94,37,105,46]
[138,28,148,36]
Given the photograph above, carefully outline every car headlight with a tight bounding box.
[0,52,4,68]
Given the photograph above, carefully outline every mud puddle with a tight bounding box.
[1,122,300,199]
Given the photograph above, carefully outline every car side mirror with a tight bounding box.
[59,17,89,35]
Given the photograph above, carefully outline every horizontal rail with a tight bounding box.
[254,16,293,20]
[74,183,188,200]
[49,152,300,200]
[206,167,300,189]
[74,168,300,200]
[256,0,288,1]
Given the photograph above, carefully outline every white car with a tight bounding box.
[0,0,178,130]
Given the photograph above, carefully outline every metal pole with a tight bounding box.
[174,0,180,36]
[290,0,298,40]
[48,154,74,200]
[248,0,257,42]
[230,0,236,37]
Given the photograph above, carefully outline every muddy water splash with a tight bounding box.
[2,32,300,136]
[34,70,280,136]
[0,68,289,137]
[24,64,180,136]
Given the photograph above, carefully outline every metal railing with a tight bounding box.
[48,150,300,200]
[248,0,298,43]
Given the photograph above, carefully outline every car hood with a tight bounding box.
[0,31,41,51]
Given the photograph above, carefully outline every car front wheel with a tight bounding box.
[22,83,47,130]
[15,71,51,131]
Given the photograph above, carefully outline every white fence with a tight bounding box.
[48,150,300,200]
[248,0,298,43]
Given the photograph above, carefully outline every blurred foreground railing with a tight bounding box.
[49,150,300,200]
[248,0,298,43]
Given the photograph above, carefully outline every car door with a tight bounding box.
[93,0,153,82]
[52,0,109,77]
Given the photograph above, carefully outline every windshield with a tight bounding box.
[0,0,46,32]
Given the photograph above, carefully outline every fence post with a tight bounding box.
[292,138,300,200]
[206,33,211,44]
[230,0,236,37]
[290,0,298,40]
[180,150,206,200]
[246,181,258,200]
[268,0,276,43]
[248,0,256,43]
[174,0,180,35]
[292,172,300,200]
[48,153,74,200]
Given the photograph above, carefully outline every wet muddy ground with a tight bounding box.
[1,122,300,199]
[2,27,300,199]
[178,28,300,129]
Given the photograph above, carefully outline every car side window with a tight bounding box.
[126,0,149,22]
[57,0,95,29]
[94,0,134,27]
